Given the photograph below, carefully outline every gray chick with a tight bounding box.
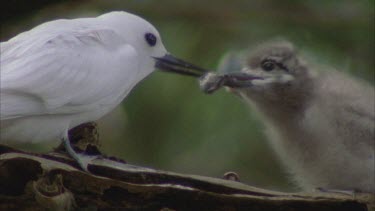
[200,40,375,192]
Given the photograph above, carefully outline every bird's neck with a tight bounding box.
[242,75,315,124]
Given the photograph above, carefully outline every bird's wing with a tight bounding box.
[319,73,375,148]
[1,27,140,120]
[336,95,375,160]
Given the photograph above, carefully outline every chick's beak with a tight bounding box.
[154,54,208,77]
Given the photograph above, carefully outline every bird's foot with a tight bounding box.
[62,136,99,172]
[62,137,127,172]
[60,122,126,172]
[55,122,100,153]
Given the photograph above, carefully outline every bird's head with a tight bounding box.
[200,40,314,110]
[224,41,314,110]
[241,41,309,92]
[99,11,208,77]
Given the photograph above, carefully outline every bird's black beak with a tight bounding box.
[154,54,208,77]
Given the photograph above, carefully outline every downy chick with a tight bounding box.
[200,41,375,192]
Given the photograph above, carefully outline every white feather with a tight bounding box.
[0,12,165,143]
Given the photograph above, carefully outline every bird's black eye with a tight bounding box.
[145,33,157,46]
[261,60,276,71]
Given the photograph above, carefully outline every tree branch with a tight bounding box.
[0,145,373,211]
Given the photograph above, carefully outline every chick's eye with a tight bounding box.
[145,33,157,46]
[261,60,276,71]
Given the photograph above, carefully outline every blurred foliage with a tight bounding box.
[1,0,373,191]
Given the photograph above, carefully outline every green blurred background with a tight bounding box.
[1,0,374,192]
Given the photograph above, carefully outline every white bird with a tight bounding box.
[199,40,375,193]
[0,11,207,170]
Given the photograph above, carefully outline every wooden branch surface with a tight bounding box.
[0,145,373,211]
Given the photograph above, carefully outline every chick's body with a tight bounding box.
[210,41,375,192]
[244,71,374,192]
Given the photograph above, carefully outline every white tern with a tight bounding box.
[199,41,375,193]
[0,11,208,171]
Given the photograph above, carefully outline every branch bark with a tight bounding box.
[0,145,373,211]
